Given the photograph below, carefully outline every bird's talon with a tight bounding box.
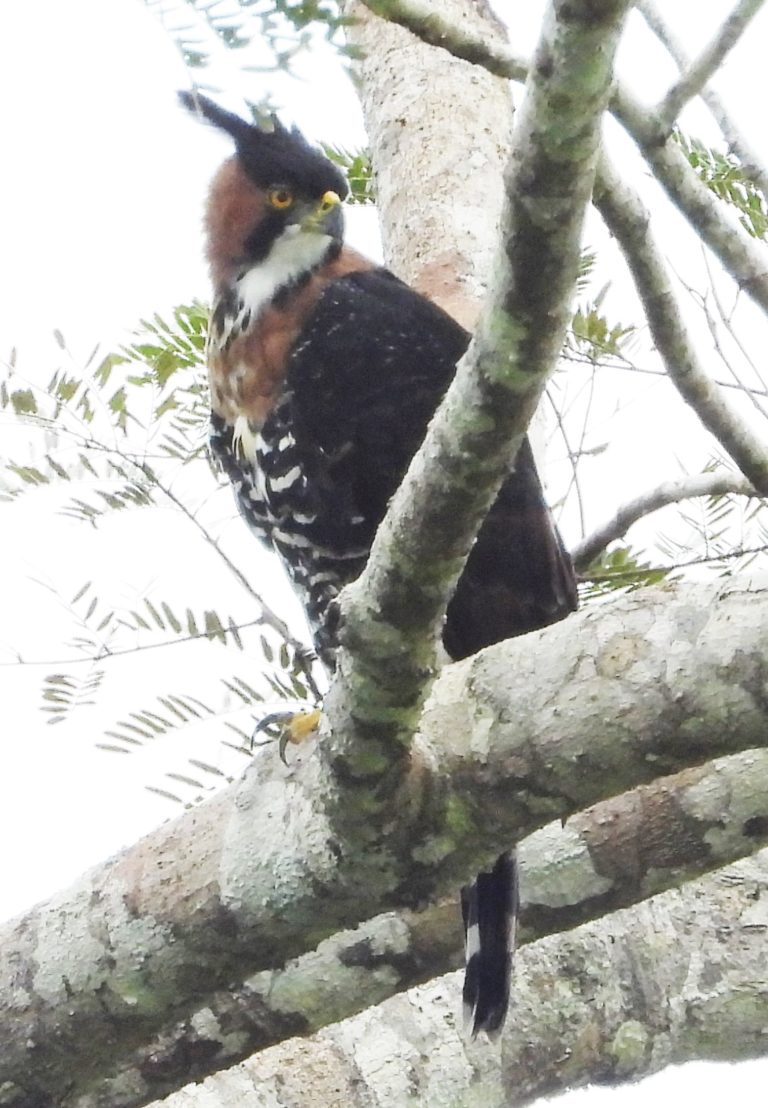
[253,707,323,763]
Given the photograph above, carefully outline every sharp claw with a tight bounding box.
[278,730,292,765]
[252,707,323,762]
[253,710,297,736]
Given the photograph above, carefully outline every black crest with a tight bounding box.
[179,90,348,200]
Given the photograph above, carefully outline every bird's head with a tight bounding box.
[180,91,348,285]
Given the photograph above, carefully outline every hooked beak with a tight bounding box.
[301,190,342,233]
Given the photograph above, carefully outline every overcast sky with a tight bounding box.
[0,1,767,1100]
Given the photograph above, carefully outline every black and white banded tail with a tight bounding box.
[461,850,519,1038]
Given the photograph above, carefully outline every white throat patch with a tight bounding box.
[236,227,332,320]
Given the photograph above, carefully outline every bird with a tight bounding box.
[180,90,578,1037]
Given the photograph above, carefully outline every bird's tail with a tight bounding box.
[461,850,519,1038]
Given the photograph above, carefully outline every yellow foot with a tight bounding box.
[253,707,322,764]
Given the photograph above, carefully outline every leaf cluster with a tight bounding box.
[2,307,322,800]
[323,144,375,205]
[675,129,768,240]
[655,458,768,574]
[145,0,357,77]
[579,544,672,600]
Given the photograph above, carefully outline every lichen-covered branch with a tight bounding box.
[654,0,766,131]
[2,574,767,1107]
[572,470,757,568]
[593,155,768,495]
[359,0,768,325]
[610,85,768,320]
[63,747,768,1108]
[638,0,768,199]
[156,851,768,1108]
[328,0,632,765]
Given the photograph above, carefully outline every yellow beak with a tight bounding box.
[301,190,342,232]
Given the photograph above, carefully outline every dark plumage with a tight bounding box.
[179,90,348,198]
[182,92,578,1037]
[461,852,519,1038]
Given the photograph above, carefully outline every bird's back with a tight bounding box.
[239,267,577,660]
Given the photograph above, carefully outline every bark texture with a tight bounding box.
[2,575,768,1107]
[346,0,512,329]
[155,851,768,1107]
[52,747,768,1107]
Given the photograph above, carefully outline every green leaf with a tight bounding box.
[162,602,183,634]
[204,609,227,644]
[10,389,37,415]
[188,759,227,778]
[675,129,768,240]
[71,582,92,604]
[144,599,165,630]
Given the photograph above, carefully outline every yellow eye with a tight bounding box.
[267,186,294,210]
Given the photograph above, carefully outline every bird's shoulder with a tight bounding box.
[276,266,471,517]
[311,266,470,352]
[286,265,470,408]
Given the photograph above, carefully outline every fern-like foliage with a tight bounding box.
[579,544,673,601]
[655,459,768,576]
[579,458,768,601]
[144,0,355,79]
[2,308,322,781]
[675,130,768,240]
[566,274,636,367]
[323,145,375,205]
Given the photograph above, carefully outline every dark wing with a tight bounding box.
[444,436,578,658]
[285,268,468,530]
[263,267,577,660]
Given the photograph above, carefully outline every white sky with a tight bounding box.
[0,0,767,1101]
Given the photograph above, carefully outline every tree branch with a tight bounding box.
[638,0,768,199]
[654,0,766,131]
[53,745,768,1108]
[609,86,768,319]
[152,850,768,1107]
[357,0,526,81]
[327,0,632,773]
[360,0,768,324]
[572,469,757,568]
[2,575,768,1106]
[593,154,768,496]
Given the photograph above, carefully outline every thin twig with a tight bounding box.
[638,0,768,198]
[582,543,768,580]
[546,390,586,536]
[0,618,268,668]
[690,252,768,420]
[560,352,768,399]
[593,153,768,496]
[573,470,757,567]
[654,0,766,132]
[359,0,768,322]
